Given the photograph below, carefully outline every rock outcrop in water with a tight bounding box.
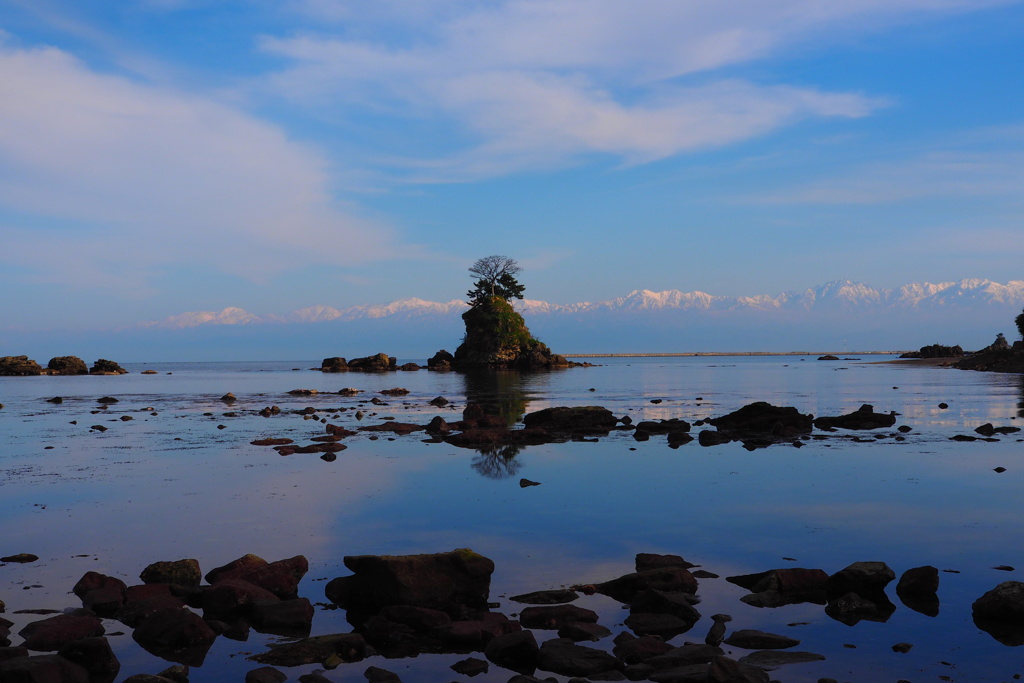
[955,340,1024,373]
[0,355,43,376]
[452,296,571,370]
[47,356,89,375]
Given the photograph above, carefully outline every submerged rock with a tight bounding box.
[249,633,367,666]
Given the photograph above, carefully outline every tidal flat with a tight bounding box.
[2,355,1024,682]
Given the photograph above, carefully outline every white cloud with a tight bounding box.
[261,0,1018,178]
[0,41,395,287]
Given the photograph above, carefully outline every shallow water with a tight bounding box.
[2,356,1023,682]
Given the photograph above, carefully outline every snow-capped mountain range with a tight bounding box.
[143,278,1024,329]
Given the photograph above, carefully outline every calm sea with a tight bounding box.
[1,356,1023,682]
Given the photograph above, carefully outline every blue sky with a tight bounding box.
[1,0,1023,332]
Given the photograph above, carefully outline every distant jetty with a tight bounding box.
[564,351,906,358]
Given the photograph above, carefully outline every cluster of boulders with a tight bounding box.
[246,398,932,457]
[0,356,128,376]
[900,344,964,359]
[955,339,1024,373]
[320,354,404,373]
[6,549,1024,681]
[0,554,311,682]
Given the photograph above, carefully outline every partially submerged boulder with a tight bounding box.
[0,355,43,376]
[522,406,617,435]
[140,559,202,587]
[321,357,349,372]
[708,402,813,442]
[325,549,494,616]
[347,354,396,372]
[814,404,896,430]
[47,356,89,375]
[90,359,128,375]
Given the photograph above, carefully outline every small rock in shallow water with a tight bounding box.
[995,467,1007,473]
[891,642,913,653]
[1,554,39,563]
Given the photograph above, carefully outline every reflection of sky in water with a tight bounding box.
[1,356,1024,681]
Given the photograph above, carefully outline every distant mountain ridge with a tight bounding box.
[142,278,1024,329]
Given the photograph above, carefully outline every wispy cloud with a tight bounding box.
[0,40,397,288]
[257,0,1016,179]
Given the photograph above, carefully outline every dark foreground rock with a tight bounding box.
[813,404,896,430]
[708,402,813,444]
[325,549,494,616]
[249,633,367,666]
[955,340,1024,373]
[522,406,617,435]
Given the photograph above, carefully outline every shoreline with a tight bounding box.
[564,351,905,358]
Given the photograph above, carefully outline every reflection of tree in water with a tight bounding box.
[471,443,525,479]
[460,369,549,478]
[461,369,536,427]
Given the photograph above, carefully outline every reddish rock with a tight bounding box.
[141,559,202,587]
[203,578,279,616]
[206,555,308,599]
[118,585,187,628]
[19,613,105,652]
[58,636,120,681]
[132,607,217,666]
[0,653,90,682]
[249,598,314,636]
[519,604,598,629]
[73,572,127,617]
[326,549,493,616]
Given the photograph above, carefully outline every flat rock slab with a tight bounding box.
[509,589,579,605]
[723,629,799,650]
[738,650,825,670]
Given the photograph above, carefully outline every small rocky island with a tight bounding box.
[439,255,573,371]
[452,295,571,370]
